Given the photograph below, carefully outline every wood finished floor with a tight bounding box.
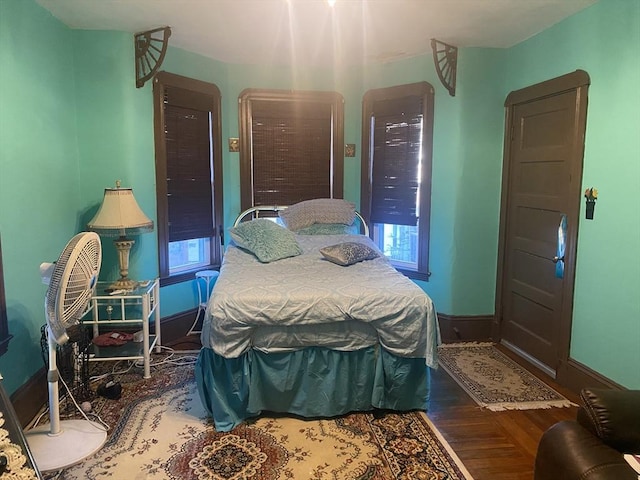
[168,337,579,480]
[427,345,579,480]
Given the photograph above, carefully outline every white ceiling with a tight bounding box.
[36,0,598,67]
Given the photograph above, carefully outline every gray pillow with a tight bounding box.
[279,199,356,231]
[229,219,302,263]
[319,242,379,266]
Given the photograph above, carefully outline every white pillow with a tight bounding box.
[279,199,356,231]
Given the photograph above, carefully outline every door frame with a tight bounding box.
[494,70,590,384]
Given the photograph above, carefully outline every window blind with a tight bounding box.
[163,87,214,242]
[370,95,423,226]
[250,99,332,206]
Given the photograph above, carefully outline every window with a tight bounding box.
[153,72,223,285]
[238,89,344,210]
[361,82,434,280]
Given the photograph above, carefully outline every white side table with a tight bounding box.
[85,279,160,379]
[187,270,219,335]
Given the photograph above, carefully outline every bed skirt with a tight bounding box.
[195,345,431,432]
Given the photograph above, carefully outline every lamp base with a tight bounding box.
[109,277,139,291]
[111,237,138,291]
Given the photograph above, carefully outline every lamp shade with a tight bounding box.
[87,184,154,237]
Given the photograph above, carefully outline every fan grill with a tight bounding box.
[46,233,101,344]
[61,242,100,324]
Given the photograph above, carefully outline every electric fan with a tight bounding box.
[25,232,107,472]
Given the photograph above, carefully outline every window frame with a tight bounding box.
[153,71,224,286]
[238,88,344,210]
[0,235,11,356]
[360,82,434,281]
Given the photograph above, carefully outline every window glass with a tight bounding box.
[168,238,211,274]
[373,223,419,269]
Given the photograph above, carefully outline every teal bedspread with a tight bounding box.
[196,345,431,432]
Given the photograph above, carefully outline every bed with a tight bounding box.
[195,199,441,432]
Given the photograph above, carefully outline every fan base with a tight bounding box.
[25,419,107,472]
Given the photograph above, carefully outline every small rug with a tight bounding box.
[46,354,473,480]
[438,342,575,411]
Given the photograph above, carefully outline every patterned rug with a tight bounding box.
[438,342,575,411]
[45,354,473,480]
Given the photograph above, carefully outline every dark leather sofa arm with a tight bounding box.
[535,421,637,480]
[578,389,640,453]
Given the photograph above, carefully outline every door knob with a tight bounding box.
[553,255,565,264]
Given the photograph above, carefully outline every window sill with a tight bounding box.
[160,265,220,287]
[396,268,430,282]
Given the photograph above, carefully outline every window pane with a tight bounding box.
[169,238,211,274]
[373,222,419,270]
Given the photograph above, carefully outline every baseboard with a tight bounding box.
[160,308,198,346]
[437,313,494,343]
[11,366,47,428]
[560,357,624,393]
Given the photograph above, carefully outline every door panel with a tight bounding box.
[500,80,588,376]
[512,249,556,297]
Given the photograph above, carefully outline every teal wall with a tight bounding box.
[502,0,640,388]
[0,0,638,395]
[73,30,159,284]
[0,0,82,392]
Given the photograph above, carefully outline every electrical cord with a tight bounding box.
[132,345,198,369]
[28,370,110,433]
[89,359,136,383]
[58,374,109,432]
[29,347,197,431]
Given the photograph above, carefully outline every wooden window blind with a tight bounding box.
[163,87,214,242]
[153,72,223,285]
[239,89,344,210]
[370,95,424,226]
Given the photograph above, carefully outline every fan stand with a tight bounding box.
[25,331,107,472]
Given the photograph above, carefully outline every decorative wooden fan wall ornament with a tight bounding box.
[430,39,458,97]
[135,26,171,88]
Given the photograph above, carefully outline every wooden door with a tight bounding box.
[496,71,589,379]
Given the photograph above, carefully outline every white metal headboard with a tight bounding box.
[233,205,369,237]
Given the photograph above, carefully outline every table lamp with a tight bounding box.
[87,180,154,290]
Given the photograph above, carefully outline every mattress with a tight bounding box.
[201,233,440,368]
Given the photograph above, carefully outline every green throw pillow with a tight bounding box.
[319,242,379,266]
[229,219,302,263]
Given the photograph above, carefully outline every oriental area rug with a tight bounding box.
[43,354,473,480]
[438,342,575,412]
